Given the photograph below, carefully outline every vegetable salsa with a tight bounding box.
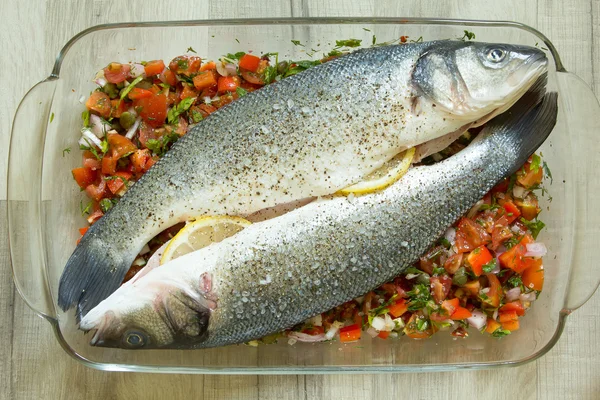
[72,40,550,344]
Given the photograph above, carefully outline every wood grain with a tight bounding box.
[1,1,599,399]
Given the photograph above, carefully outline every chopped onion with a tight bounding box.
[492,308,499,321]
[513,185,528,199]
[511,225,522,233]
[371,316,386,331]
[139,243,150,255]
[217,61,237,77]
[287,338,297,345]
[505,287,522,301]
[467,310,487,330]
[467,200,485,219]
[444,227,456,244]
[366,327,379,338]
[203,96,212,104]
[520,292,537,302]
[405,273,419,280]
[79,95,86,104]
[491,258,501,274]
[325,321,343,340]
[89,114,112,138]
[392,317,405,330]
[383,314,395,331]
[94,77,107,87]
[125,116,142,139]
[80,128,103,148]
[132,257,147,267]
[308,314,322,327]
[288,331,326,343]
[129,63,146,78]
[127,107,138,118]
[525,242,547,257]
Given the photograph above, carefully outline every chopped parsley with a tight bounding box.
[50,112,55,123]
[335,39,362,48]
[327,49,343,58]
[520,218,545,239]
[542,161,553,184]
[407,284,432,311]
[167,97,194,124]
[224,52,246,61]
[81,110,90,127]
[99,198,118,213]
[482,259,497,274]
[530,154,541,174]
[291,40,304,47]
[415,317,429,331]
[236,87,248,97]
[432,265,446,276]
[146,132,180,157]
[120,76,144,103]
[80,200,91,216]
[372,35,377,45]
[186,46,197,53]
[62,147,71,157]
[491,329,511,338]
[460,30,476,41]
[508,275,523,288]
[190,109,203,123]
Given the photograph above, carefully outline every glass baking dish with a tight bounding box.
[7,17,600,374]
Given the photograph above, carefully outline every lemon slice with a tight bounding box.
[160,216,251,265]
[338,147,416,195]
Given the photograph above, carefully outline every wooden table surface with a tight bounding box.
[1,1,599,399]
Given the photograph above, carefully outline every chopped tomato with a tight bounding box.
[197,103,217,118]
[107,133,137,158]
[484,273,502,307]
[501,319,520,331]
[72,167,97,189]
[82,151,101,170]
[441,298,460,315]
[110,99,128,118]
[462,280,481,296]
[339,324,361,343]
[498,234,534,273]
[128,87,154,100]
[86,209,104,225]
[103,62,131,84]
[240,69,265,85]
[101,155,118,175]
[403,314,433,339]
[239,53,261,72]
[517,162,543,188]
[444,253,463,274]
[137,122,160,148]
[485,319,502,334]
[85,179,107,202]
[217,76,241,94]
[500,301,525,316]
[455,218,491,253]
[419,245,444,275]
[516,196,540,221]
[86,91,111,118]
[498,311,518,323]
[78,227,89,236]
[522,264,544,291]
[377,331,390,339]
[302,326,325,336]
[106,171,132,194]
[163,69,177,86]
[200,61,216,71]
[502,201,521,224]
[130,149,155,174]
[193,71,218,90]
[492,178,510,194]
[134,94,168,128]
[388,299,408,318]
[144,60,165,76]
[169,55,201,76]
[430,275,452,303]
[180,84,198,100]
[466,245,493,276]
[491,215,513,250]
[450,306,472,320]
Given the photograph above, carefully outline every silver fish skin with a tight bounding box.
[59,40,548,317]
[79,89,558,349]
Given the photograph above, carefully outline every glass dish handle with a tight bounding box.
[556,72,600,312]
[8,78,58,320]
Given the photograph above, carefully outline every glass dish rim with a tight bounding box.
[13,16,579,373]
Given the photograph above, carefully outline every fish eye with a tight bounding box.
[123,330,148,348]
[487,48,506,63]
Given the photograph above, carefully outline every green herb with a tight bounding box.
[504,236,519,249]
[507,174,517,193]
[186,46,197,53]
[80,200,92,216]
[50,112,55,123]
[432,265,446,276]
[372,35,376,45]
[167,97,194,124]
[404,267,423,275]
[438,237,451,249]
[482,259,497,274]
[520,218,545,239]
[508,275,523,288]
[491,328,511,338]
[291,40,304,47]
[452,267,468,286]
[224,51,246,61]
[236,87,248,97]
[410,36,424,43]
[530,154,541,174]
[263,65,278,84]
[327,49,343,57]
[235,38,240,43]
[158,83,171,89]
[119,75,144,103]
[460,30,476,41]
[362,28,371,32]
[479,292,489,301]
[99,198,116,213]
[542,161,553,184]
[369,294,398,317]
[335,39,362,48]
[416,317,429,331]
[62,147,71,157]
[146,132,180,157]
[100,138,109,155]
[82,110,90,127]
[190,109,203,123]
[407,284,432,311]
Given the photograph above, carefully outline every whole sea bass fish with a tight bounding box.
[79,87,558,349]
[60,40,548,317]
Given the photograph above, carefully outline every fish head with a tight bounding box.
[412,41,548,120]
[78,273,216,349]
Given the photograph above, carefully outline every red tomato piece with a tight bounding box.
[110,99,128,118]
[78,227,89,236]
[106,171,132,194]
[485,319,502,334]
[498,234,534,273]
[180,84,198,100]
[500,301,525,316]
[101,155,117,175]
[169,55,201,76]
[163,69,177,86]
[517,161,543,188]
[441,298,460,315]
[430,275,452,303]
[107,133,137,158]
[339,324,361,343]
[86,209,104,225]
[302,326,325,336]
[128,87,154,100]
[502,201,522,224]
[239,53,261,72]
[200,61,216,71]
[144,60,165,76]
[86,91,111,118]
[388,299,408,318]
[522,263,544,291]
[466,245,493,277]
[72,167,97,189]
[450,307,472,320]
[455,218,491,253]
[134,94,168,128]
[501,319,520,331]
[377,331,390,339]
[85,179,107,202]
[443,253,463,274]
[240,69,265,85]
[491,215,513,251]
[404,314,433,339]
[104,62,131,84]
[484,273,502,307]
[462,280,481,296]
[193,71,218,91]
[217,76,241,94]
[498,311,518,323]
[82,150,101,170]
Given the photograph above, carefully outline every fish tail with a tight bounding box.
[58,235,129,320]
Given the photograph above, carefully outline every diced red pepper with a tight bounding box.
[388,299,408,318]
[239,53,261,72]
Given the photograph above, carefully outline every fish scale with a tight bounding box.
[60,40,548,319]
[80,88,557,349]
